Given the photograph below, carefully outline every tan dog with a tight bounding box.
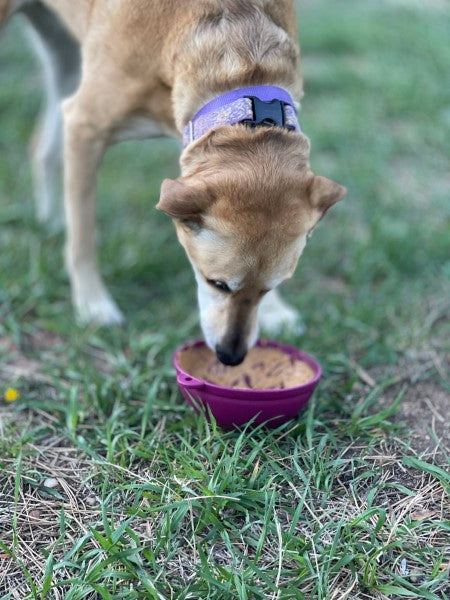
[1,0,345,365]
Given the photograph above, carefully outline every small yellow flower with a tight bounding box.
[4,387,20,402]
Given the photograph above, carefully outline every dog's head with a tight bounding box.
[157,127,345,365]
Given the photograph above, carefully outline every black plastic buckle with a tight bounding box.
[240,96,287,128]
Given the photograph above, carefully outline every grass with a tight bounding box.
[0,0,449,598]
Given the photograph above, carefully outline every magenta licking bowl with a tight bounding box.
[173,339,322,429]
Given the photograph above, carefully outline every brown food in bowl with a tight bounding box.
[178,345,315,390]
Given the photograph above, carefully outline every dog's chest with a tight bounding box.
[111,115,172,143]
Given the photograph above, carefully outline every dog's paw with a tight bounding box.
[74,288,125,326]
[259,291,305,336]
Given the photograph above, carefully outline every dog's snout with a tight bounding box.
[216,344,247,367]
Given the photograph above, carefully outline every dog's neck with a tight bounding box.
[182,85,300,146]
[170,4,303,133]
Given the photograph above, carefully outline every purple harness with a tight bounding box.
[183,85,301,146]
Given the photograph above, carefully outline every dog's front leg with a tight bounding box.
[62,94,124,325]
[259,289,305,336]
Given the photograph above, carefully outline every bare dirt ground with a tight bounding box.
[368,350,449,458]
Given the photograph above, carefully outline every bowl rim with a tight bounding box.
[173,339,322,400]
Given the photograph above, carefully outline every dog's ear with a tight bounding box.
[308,175,347,214]
[156,178,211,221]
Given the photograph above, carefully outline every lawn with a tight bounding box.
[0,0,449,598]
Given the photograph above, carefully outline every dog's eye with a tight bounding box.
[207,279,231,293]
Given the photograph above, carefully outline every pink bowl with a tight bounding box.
[173,339,322,429]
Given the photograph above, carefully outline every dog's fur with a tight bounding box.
[1,0,346,365]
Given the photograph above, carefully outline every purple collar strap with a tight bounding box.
[183,85,301,146]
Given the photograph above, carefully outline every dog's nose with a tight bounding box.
[216,345,247,366]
